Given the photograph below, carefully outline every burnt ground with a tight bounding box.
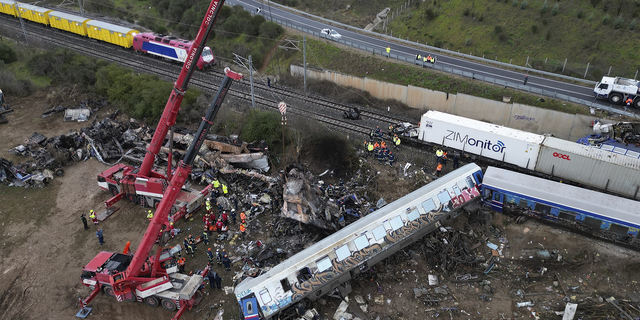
[0,88,639,320]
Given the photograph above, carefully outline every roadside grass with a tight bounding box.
[266,35,588,115]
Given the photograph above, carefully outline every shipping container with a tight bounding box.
[419,111,545,170]
[86,20,138,48]
[0,0,17,17]
[16,3,52,25]
[536,136,640,200]
[47,11,91,36]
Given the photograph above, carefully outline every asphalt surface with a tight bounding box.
[227,0,633,112]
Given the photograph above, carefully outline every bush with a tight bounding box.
[542,19,548,26]
[614,16,624,29]
[243,15,266,37]
[463,8,471,16]
[551,3,559,15]
[0,43,17,64]
[540,0,548,14]
[521,0,527,10]
[630,19,637,30]
[155,25,168,34]
[27,48,98,85]
[603,14,610,24]
[424,7,438,20]
[0,69,33,97]
[494,25,503,34]
[512,0,518,7]
[465,38,472,46]
[434,39,444,48]
[221,15,243,38]
[546,30,551,40]
[258,21,283,40]
[497,33,508,41]
[240,109,282,152]
[577,8,584,19]
[531,25,538,33]
[588,13,594,20]
[590,0,601,7]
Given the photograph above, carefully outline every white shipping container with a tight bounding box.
[419,111,545,170]
[537,136,640,200]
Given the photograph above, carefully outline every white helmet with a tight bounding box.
[207,198,211,201]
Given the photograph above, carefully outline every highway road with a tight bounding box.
[227,0,634,113]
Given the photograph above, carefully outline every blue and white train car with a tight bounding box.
[482,166,640,247]
[234,164,484,320]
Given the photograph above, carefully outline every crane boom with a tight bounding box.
[138,0,224,177]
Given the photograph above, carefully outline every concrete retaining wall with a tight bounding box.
[290,65,593,141]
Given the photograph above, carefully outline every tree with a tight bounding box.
[0,43,17,64]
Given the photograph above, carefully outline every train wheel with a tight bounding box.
[161,299,177,311]
[103,286,115,297]
[144,296,159,307]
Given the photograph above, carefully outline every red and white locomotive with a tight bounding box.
[133,32,215,70]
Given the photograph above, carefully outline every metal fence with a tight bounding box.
[268,15,637,118]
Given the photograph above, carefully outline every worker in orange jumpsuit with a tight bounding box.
[239,222,247,239]
[123,241,131,255]
[177,257,186,273]
[240,211,247,222]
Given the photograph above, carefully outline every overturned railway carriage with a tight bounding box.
[482,167,640,248]
[133,32,215,70]
[418,111,640,200]
[235,164,484,320]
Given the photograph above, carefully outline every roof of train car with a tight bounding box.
[47,10,90,23]
[0,0,16,5]
[86,20,137,34]
[483,166,640,225]
[422,110,546,144]
[15,3,50,11]
[235,163,482,295]
[543,136,640,170]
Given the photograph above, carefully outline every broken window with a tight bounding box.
[259,289,272,304]
[610,224,629,235]
[280,278,291,291]
[534,203,551,216]
[390,216,403,231]
[372,225,387,241]
[335,244,351,261]
[422,198,436,213]
[297,267,312,283]
[558,210,576,221]
[354,235,370,251]
[407,209,420,221]
[316,256,332,272]
[584,216,602,229]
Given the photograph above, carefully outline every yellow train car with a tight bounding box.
[0,0,17,17]
[86,20,138,48]
[47,11,91,36]
[16,3,52,25]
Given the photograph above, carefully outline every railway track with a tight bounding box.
[0,15,417,141]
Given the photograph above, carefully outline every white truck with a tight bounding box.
[593,76,640,108]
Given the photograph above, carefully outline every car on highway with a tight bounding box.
[320,28,342,40]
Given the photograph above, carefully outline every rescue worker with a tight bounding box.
[207,270,217,289]
[205,198,212,214]
[239,222,247,239]
[453,151,460,169]
[213,272,222,289]
[367,141,374,158]
[187,234,196,246]
[211,177,220,189]
[222,211,229,226]
[436,148,444,164]
[388,151,396,166]
[250,203,261,218]
[169,222,176,239]
[206,248,215,265]
[441,150,448,166]
[216,202,223,213]
[393,134,401,149]
[386,46,390,55]
[388,125,394,138]
[327,184,335,198]
[427,54,432,63]
[222,184,228,195]
[380,141,387,150]
[626,98,633,111]
[186,242,195,257]
[430,56,436,64]
[523,74,528,85]
[416,53,422,60]
[81,214,88,230]
[223,254,232,271]
[123,241,131,255]
[373,141,380,150]
[240,211,247,222]
[183,237,189,249]
[177,257,186,273]
[369,127,376,140]
[377,147,385,164]
[434,163,443,177]
[202,227,209,245]
[377,128,384,142]
[216,249,223,265]
[96,229,105,245]
[147,210,153,221]
[423,55,428,65]
[89,210,98,225]
[216,219,224,234]
[230,209,237,224]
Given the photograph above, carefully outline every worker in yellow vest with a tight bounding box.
[222,184,228,195]
[89,210,98,225]
[147,210,153,221]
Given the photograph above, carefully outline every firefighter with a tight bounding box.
[388,152,396,167]
[222,211,229,226]
[230,209,237,224]
[186,242,195,257]
[217,202,223,213]
[177,257,186,273]
[369,127,375,140]
[388,125,394,138]
[146,210,153,221]
[327,184,335,198]
[123,241,131,255]
[205,198,212,214]
[216,249,223,265]
[207,248,215,265]
[187,234,196,246]
[183,237,189,249]
[202,227,209,245]
[89,210,98,225]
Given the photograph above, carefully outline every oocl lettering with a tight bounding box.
[444,130,506,153]
[553,152,571,161]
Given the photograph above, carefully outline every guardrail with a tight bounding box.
[260,4,636,118]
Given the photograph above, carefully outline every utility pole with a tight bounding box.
[249,55,256,109]
[303,36,307,96]
[268,0,273,22]
[15,4,28,43]
[77,0,84,16]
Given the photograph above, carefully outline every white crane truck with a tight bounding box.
[593,76,640,108]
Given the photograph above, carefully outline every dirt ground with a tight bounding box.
[1,88,640,320]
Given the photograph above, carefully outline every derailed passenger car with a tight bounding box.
[235,164,483,319]
[133,32,215,70]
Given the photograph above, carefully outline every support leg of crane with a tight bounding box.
[171,304,189,320]
[75,307,92,318]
